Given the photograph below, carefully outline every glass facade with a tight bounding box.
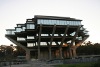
[17,37,26,41]
[26,24,35,29]
[22,27,26,31]
[37,19,81,25]
[70,32,75,36]
[48,42,57,45]
[40,42,47,45]
[27,43,34,47]
[27,36,35,39]
[76,36,82,40]
[67,40,71,43]
[41,34,48,36]
[16,28,22,32]
[6,30,15,35]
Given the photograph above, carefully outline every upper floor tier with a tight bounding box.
[5,15,88,35]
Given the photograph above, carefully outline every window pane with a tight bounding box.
[27,24,35,29]
[27,36,34,39]
[17,37,25,41]
[16,28,22,32]
[27,43,34,47]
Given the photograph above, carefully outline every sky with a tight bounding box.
[0,0,100,45]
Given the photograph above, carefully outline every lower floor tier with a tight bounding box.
[26,46,77,60]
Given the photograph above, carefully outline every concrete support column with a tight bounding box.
[49,24,56,60]
[38,47,40,59]
[49,47,52,60]
[26,50,30,61]
[72,48,77,57]
[66,50,69,58]
[59,47,63,59]
[38,24,42,60]
[68,48,72,58]
[59,26,69,59]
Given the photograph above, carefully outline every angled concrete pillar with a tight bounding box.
[49,24,56,60]
[37,24,42,59]
[72,47,77,57]
[5,36,31,60]
[59,26,69,59]
[69,26,80,58]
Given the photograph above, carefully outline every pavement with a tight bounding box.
[3,64,30,67]
[3,60,54,67]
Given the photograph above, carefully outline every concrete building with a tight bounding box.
[5,15,89,60]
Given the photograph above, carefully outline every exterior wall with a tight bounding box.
[5,15,89,60]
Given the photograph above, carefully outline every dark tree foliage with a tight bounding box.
[77,42,100,55]
[15,46,26,56]
[0,45,25,61]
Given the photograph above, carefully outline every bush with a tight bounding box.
[92,59,100,67]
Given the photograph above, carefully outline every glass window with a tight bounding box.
[63,20,66,25]
[22,27,25,31]
[50,34,52,36]
[70,32,75,36]
[44,20,48,24]
[67,21,69,25]
[7,31,10,34]
[52,42,56,45]
[70,21,72,25]
[17,37,25,41]
[27,36,34,39]
[6,30,15,35]
[54,34,58,36]
[48,20,51,25]
[76,36,82,40]
[71,21,73,25]
[41,19,44,24]
[67,40,71,43]
[59,20,62,25]
[27,24,35,29]
[51,20,53,25]
[27,43,34,47]
[16,28,22,32]
[41,42,47,45]
[79,21,81,25]
[36,34,38,36]
[37,19,81,25]
[60,20,63,25]
[41,34,48,36]
[37,19,41,24]
[74,21,76,25]
[12,31,15,34]
[61,34,64,36]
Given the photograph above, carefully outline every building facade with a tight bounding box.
[5,15,89,60]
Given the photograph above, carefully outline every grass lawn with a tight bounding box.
[54,63,95,67]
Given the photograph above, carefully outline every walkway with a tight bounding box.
[3,60,54,67]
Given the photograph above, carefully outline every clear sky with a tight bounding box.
[0,0,100,45]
